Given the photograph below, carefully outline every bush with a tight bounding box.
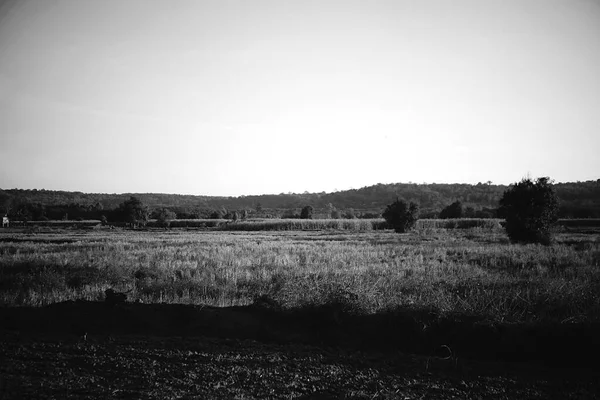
[499,177,559,244]
[382,199,419,233]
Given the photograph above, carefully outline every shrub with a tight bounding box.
[382,199,419,233]
[499,177,559,244]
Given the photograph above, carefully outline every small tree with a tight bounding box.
[439,201,463,219]
[118,196,149,228]
[300,205,313,219]
[382,199,419,233]
[155,207,176,228]
[499,177,559,244]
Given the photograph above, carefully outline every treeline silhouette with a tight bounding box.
[1,180,599,221]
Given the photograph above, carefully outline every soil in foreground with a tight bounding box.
[1,301,599,399]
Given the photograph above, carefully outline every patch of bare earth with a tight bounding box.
[0,301,598,399]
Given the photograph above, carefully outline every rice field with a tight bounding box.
[1,225,598,324]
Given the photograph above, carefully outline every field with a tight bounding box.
[1,222,600,398]
[1,223,599,323]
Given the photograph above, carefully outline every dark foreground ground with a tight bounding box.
[1,301,599,399]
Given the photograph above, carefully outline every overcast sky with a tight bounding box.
[0,0,599,196]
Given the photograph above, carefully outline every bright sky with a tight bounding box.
[0,0,599,196]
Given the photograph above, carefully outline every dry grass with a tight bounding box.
[0,227,598,323]
[217,218,385,231]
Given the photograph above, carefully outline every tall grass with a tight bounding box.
[416,218,503,230]
[217,218,385,231]
[217,218,503,232]
[1,229,598,324]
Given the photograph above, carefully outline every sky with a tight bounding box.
[0,0,599,196]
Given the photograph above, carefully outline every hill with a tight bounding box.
[1,180,599,220]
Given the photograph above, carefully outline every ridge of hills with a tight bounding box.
[1,179,600,218]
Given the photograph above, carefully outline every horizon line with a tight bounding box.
[2,177,599,198]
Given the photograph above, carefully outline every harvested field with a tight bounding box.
[1,227,599,398]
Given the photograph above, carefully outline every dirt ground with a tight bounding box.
[1,301,599,399]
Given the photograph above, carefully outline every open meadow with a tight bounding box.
[1,222,599,324]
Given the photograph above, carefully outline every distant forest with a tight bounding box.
[1,180,599,221]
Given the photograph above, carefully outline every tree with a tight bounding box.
[498,177,559,245]
[155,207,176,228]
[300,205,313,219]
[439,201,463,219]
[118,197,149,228]
[382,199,419,233]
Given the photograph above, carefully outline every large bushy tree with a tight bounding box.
[382,199,419,233]
[499,177,559,244]
[118,196,149,228]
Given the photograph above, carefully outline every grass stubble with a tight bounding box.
[1,224,598,325]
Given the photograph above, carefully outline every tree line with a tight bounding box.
[1,179,599,222]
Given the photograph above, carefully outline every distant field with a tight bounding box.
[1,227,598,325]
